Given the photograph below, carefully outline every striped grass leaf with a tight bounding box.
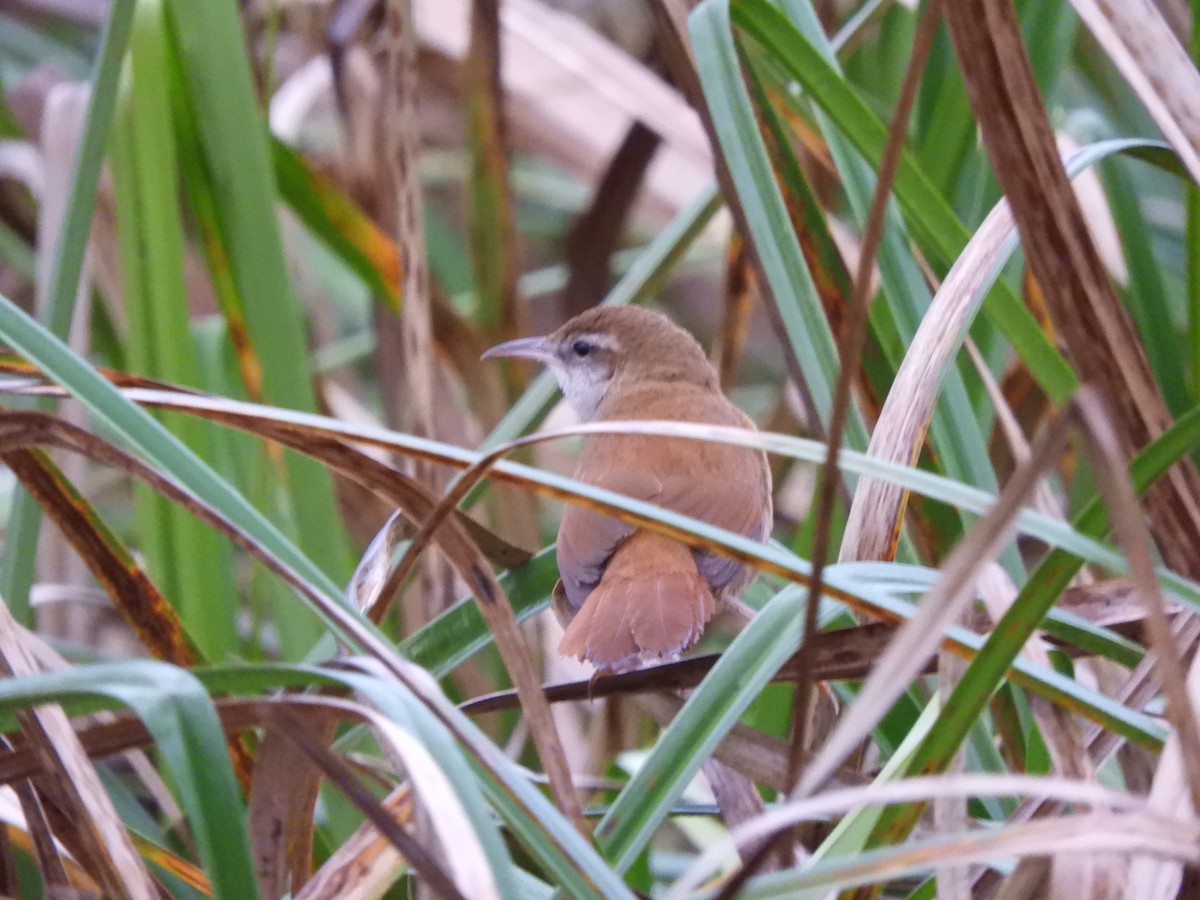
[109,0,236,660]
[163,0,354,654]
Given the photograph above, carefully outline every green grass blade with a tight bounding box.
[690,0,869,451]
[596,585,807,871]
[0,287,366,639]
[0,0,136,625]
[109,0,236,659]
[164,0,354,653]
[732,0,1077,404]
[1102,155,1190,414]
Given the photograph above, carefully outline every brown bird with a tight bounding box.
[483,307,772,671]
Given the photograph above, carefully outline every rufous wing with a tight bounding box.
[556,468,767,621]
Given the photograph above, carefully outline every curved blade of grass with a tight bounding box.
[0,288,360,638]
[0,0,136,624]
[35,383,1183,744]
[838,136,1171,564]
[0,661,257,898]
[200,662,632,900]
[594,585,808,872]
[840,133,1185,564]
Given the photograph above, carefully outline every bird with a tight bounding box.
[483,306,773,672]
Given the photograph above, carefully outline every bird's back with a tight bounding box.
[554,377,771,670]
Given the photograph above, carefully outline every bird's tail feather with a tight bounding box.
[558,532,716,671]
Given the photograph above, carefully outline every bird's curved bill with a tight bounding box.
[481,335,555,364]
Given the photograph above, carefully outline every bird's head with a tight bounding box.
[482,307,716,421]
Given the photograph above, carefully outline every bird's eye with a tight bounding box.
[572,340,593,358]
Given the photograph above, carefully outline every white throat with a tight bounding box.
[551,364,608,422]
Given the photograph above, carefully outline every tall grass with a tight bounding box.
[0,0,1197,897]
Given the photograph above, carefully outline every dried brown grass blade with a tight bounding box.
[1067,0,1200,185]
[348,509,409,616]
[714,234,754,390]
[268,706,468,900]
[466,0,522,334]
[345,477,586,837]
[1059,578,1182,636]
[377,1,458,631]
[2,690,495,899]
[459,621,907,714]
[839,166,1026,564]
[295,784,413,900]
[0,601,156,899]
[943,0,1200,583]
[249,720,333,898]
[561,120,662,319]
[702,757,775,865]
[0,409,197,666]
[3,754,73,893]
[1074,390,1200,812]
